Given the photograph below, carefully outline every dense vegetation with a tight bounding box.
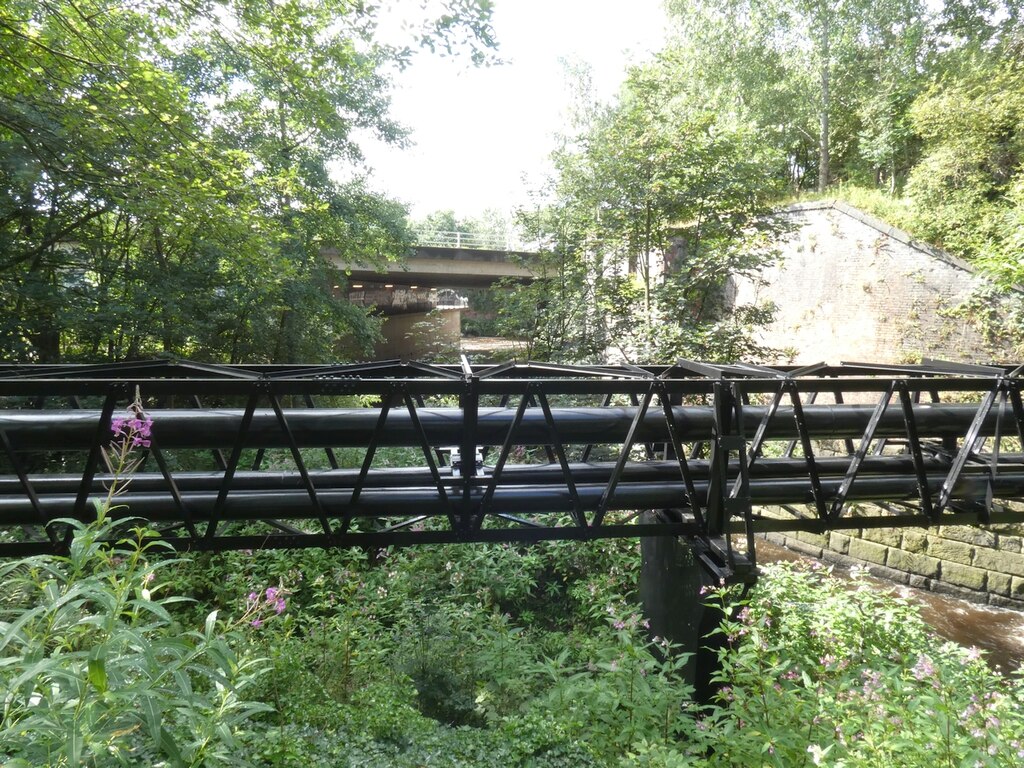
[3,3,1024,766]
[3,1,1021,365]
[0,0,496,363]
[3,487,1023,765]
[493,0,1024,363]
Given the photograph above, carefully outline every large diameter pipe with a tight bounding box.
[4,473,1024,524]
[0,403,1014,450]
[6,455,1023,496]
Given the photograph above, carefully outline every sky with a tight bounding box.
[359,0,669,221]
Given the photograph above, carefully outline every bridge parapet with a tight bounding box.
[412,229,518,251]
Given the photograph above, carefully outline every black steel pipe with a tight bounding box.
[6,455,1024,496]
[0,403,1015,450]
[3,472,1023,524]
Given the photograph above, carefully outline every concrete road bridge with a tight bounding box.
[326,229,539,291]
[325,230,540,356]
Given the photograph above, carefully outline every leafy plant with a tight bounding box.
[0,407,273,766]
[698,561,1024,767]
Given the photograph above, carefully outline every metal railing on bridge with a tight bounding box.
[412,229,524,251]
[1,359,1023,577]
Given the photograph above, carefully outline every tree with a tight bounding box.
[0,0,497,363]
[904,38,1024,267]
[666,0,935,193]
[499,60,784,364]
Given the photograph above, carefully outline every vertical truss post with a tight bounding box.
[458,356,479,534]
[706,382,738,538]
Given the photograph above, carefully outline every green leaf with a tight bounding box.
[87,657,108,693]
[141,695,163,743]
[204,610,219,640]
[159,725,186,767]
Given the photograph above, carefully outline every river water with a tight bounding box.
[756,539,1024,674]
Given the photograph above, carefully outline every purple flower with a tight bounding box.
[274,598,286,614]
[251,618,263,629]
[266,587,278,602]
[912,654,936,682]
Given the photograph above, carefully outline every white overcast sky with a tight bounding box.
[359,0,669,220]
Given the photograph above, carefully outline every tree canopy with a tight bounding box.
[497,0,1023,364]
[0,0,495,363]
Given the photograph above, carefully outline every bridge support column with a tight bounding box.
[639,513,732,703]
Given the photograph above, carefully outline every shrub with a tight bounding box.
[698,561,1024,767]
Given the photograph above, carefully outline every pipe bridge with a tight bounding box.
[1,358,1023,581]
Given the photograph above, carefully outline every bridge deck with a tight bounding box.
[328,246,537,289]
[1,359,1022,563]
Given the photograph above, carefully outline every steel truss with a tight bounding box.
[1,357,1023,577]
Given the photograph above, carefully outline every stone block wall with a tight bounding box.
[728,200,1018,365]
[762,519,1024,609]
[731,201,1024,609]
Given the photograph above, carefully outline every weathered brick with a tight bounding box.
[865,562,911,586]
[1011,577,1024,600]
[886,548,941,578]
[972,548,1024,578]
[941,562,988,591]
[936,525,997,548]
[996,535,1022,554]
[987,571,1013,597]
[908,574,933,590]
[988,594,1024,610]
[861,528,902,548]
[729,206,1016,369]
[794,531,828,548]
[784,538,823,559]
[901,530,928,553]
[847,537,889,566]
[828,532,851,555]
[925,536,974,566]
[988,524,1024,537]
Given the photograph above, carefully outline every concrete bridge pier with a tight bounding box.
[639,512,750,703]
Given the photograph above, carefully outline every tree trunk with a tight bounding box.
[818,7,831,193]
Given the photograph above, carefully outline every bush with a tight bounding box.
[0,516,271,766]
[698,562,1024,767]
